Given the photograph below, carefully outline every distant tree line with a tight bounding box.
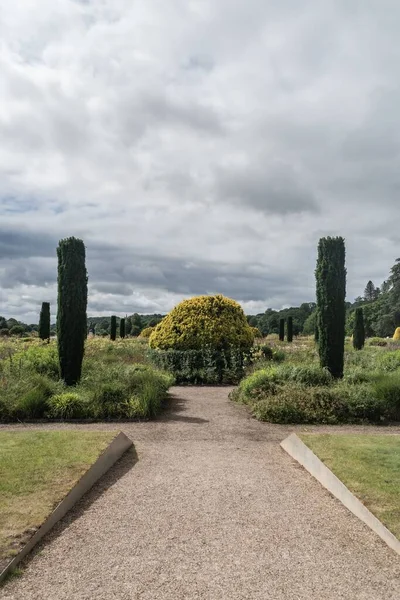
[2,257,400,340]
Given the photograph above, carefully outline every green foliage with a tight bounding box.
[10,344,59,378]
[125,317,132,336]
[38,302,50,341]
[377,350,400,372]
[0,338,173,422]
[16,377,54,419]
[302,311,316,335]
[110,316,117,341]
[372,374,400,421]
[9,325,25,336]
[149,346,248,384]
[149,294,254,352]
[368,337,388,347]
[252,385,347,424]
[120,318,126,339]
[287,317,293,343]
[279,318,285,342]
[316,236,346,378]
[353,308,365,350]
[57,237,88,386]
[47,393,86,419]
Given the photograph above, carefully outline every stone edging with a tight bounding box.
[0,431,133,583]
[280,433,400,555]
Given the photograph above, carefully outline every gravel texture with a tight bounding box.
[2,387,400,599]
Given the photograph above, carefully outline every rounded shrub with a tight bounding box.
[251,326,263,339]
[140,326,154,339]
[47,393,86,419]
[149,294,254,351]
[393,328,400,341]
[367,337,388,347]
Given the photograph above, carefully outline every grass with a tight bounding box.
[300,433,400,539]
[0,430,117,570]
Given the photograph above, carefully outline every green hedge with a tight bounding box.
[148,346,250,384]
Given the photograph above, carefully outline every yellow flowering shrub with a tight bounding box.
[140,326,154,338]
[251,326,263,338]
[149,294,254,351]
[393,327,400,340]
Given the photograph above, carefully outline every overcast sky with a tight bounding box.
[1,1,400,322]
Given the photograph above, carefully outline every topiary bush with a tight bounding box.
[148,294,254,383]
[149,294,254,351]
[140,326,155,339]
[393,328,400,341]
[251,326,263,339]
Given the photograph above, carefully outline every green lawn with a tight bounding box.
[0,430,117,570]
[300,434,400,539]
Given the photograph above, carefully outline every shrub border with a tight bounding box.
[0,431,133,583]
[280,433,400,555]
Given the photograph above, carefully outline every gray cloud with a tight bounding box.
[1,1,400,321]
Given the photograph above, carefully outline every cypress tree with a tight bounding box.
[125,316,132,336]
[120,317,126,339]
[38,302,50,342]
[353,307,365,350]
[279,318,285,342]
[287,316,293,343]
[315,236,346,378]
[110,315,117,341]
[57,237,88,385]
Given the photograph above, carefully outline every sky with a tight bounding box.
[1,0,400,323]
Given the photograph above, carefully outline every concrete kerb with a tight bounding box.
[0,431,133,583]
[280,433,400,555]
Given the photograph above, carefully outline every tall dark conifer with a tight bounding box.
[315,236,346,378]
[110,315,117,341]
[120,317,126,339]
[39,302,50,342]
[279,318,285,342]
[353,308,365,350]
[287,316,293,343]
[57,237,88,385]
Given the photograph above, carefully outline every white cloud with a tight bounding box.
[1,0,400,320]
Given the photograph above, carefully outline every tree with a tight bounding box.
[303,311,316,335]
[57,237,88,386]
[316,236,346,378]
[10,324,25,336]
[125,316,132,336]
[287,316,293,342]
[279,318,285,342]
[38,302,50,341]
[120,317,126,338]
[353,308,365,350]
[130,313,143,336]
[364,280,376,302]
[110,316,117,341]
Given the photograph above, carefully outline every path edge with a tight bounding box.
[1,431,133,583]
[280,433,400,555]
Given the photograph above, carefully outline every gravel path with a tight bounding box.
[2,387,400,599]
